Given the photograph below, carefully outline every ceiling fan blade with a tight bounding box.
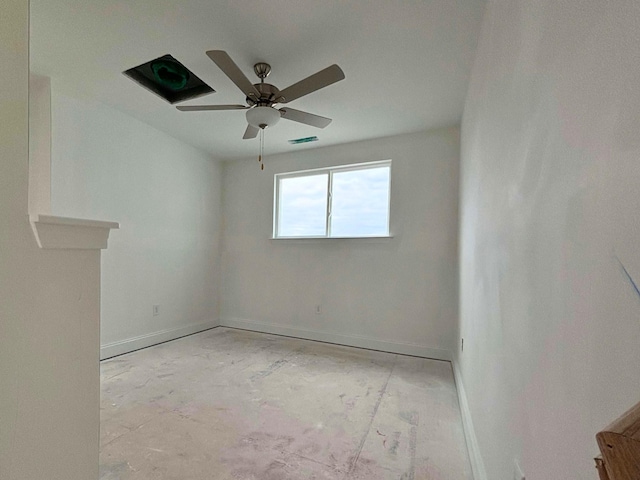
[243,124,259,139]
[206,50,260,99]
[176,104,249,111]
[279,107,332,128]
[278,65,345,103]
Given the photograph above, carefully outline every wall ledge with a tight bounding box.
[30,214,119,250]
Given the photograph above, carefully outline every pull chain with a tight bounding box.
[258,128,265,170]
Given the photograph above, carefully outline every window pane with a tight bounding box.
[330,166,390,237]
[278,173,328,237]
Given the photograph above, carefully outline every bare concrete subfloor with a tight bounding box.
[100,327,472,480]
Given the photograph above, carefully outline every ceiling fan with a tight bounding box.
[177,50,345,139]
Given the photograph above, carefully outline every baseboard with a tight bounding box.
[219,317,452,361]
[100,320,219,360]
[452,360,487,480]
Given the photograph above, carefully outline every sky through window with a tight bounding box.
[276,162,390,238]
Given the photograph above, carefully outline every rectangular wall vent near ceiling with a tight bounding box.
[123,54,214,104]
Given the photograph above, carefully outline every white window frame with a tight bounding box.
[273,160,392,239]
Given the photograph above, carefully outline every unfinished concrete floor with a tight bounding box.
[100,327,472,479]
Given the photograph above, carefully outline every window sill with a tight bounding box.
[270,235,393,241]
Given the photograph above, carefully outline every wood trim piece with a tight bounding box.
[596,400,640,479]
[604,402,640,440]
[595,456,610,480]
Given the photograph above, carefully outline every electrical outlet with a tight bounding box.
[315,305,322,314]
[514,460,525,480]
[153,304,160,316]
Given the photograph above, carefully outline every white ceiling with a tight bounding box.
[30,0,486,160]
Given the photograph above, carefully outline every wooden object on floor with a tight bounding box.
[595,456,610,480]
[595,401,640,479]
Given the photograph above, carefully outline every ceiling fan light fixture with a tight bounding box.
[246,106,280,129]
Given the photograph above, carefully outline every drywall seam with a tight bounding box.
[452,360,487,480]
[220,317,452,361]
[100,320,219,360]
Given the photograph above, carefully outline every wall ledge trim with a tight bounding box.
[30,214,119,249]
[452,360,487,480]
[100,320,219,360]
[220,317,452,361]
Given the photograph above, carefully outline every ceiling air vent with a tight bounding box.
[123,54,214,104]
[288,136,319,145]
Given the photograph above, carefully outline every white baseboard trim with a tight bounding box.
[219,317,452,361]
[452,360,487,480]
[100,320,219,360]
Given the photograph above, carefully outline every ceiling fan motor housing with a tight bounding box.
[246,83,282,107]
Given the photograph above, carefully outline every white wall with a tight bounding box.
[28,74,51,215]
[0,1,100,478]
[458,1,640,478]
[221,129,459,359]
[50,92,223,358]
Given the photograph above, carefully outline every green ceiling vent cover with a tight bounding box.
[151,59,189,90]
[288,136,319,145]
[124,54,214,104]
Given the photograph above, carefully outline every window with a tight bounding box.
[274,160,391,238]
